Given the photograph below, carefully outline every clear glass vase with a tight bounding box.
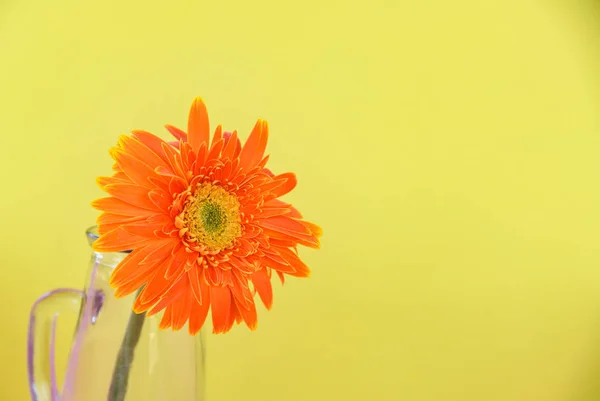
[27,226,206,401]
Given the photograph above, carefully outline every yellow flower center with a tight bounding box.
[183,182,242,251]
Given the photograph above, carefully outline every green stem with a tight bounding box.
[107,295,146,401]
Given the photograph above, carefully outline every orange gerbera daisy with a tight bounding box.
[92,97,321,335]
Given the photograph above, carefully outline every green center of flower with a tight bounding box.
[183,182,242,251]
[199,202,225,233]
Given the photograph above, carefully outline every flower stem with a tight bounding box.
[107,301,146,401]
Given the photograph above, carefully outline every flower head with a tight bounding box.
[92,97,321,335]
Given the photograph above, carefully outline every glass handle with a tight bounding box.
[27,288,84,401]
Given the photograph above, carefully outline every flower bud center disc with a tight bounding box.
[183,182,241,251]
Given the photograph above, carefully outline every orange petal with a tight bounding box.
[221,130,239,160]
[165,245,190,280]
[138,260,181,306]
[145,274,189,316]
[97,213,148,235]
[155,165,179,179]
[205,266,225,286]
[159,305,173,329]
[120,222,164,237]
[103,184,160,211]
[97,212,143,226]
[258,216,320,248]
[220,269,234,287]
[97,223,120,236]
[276,247,311,277]
[262,253,296,274]
[193,142,208,171]
[269,237,304,248]
[187,97,210,153]
[179,141,196,169]
[207,138,224,161]
[263,199,302,218]
[239,119,268,171]
[92,227,160,253]
[229,270,252,310]
[110,148,156,189]
[120,135,169,170]
[169,176,188,195]
[212,124,222,146]
[210,286,232,334]
[254,233,270,249]
[146,292,178,317]
[96,175,130,190]
[257,175,292,194]
[171,289,193,331]
[219,159,233,182]
[261,247,290,266]
[139,239,178,265]
[188,265,203,305]
[146,298,173,317]
[269,172,297,197]
[252,268,273,310]
[264,199,292,208]
[164,124,187,142]
[114,271,151,299]
[223,131,242,159]
[228,256,255,274]
[110,247,155,287]
[261,215,312,235]
[260,225,320,249]
[160,142,187,181]
[234,296,258,330]
[228,296,241,327]
[147,189,171,211]
[147,174,170,194]
[256,207,291,219]
[288,206,303,219]
[113,172,129,182]
[91,197,156,217]
[131,130,169,162]
[236,237,256,257]
[188,279,210,335]
[276,271,285,284]
[302,221,323,238]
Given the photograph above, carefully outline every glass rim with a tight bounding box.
[86,225,100,241]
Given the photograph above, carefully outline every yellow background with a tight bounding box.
[1,0,600,400]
